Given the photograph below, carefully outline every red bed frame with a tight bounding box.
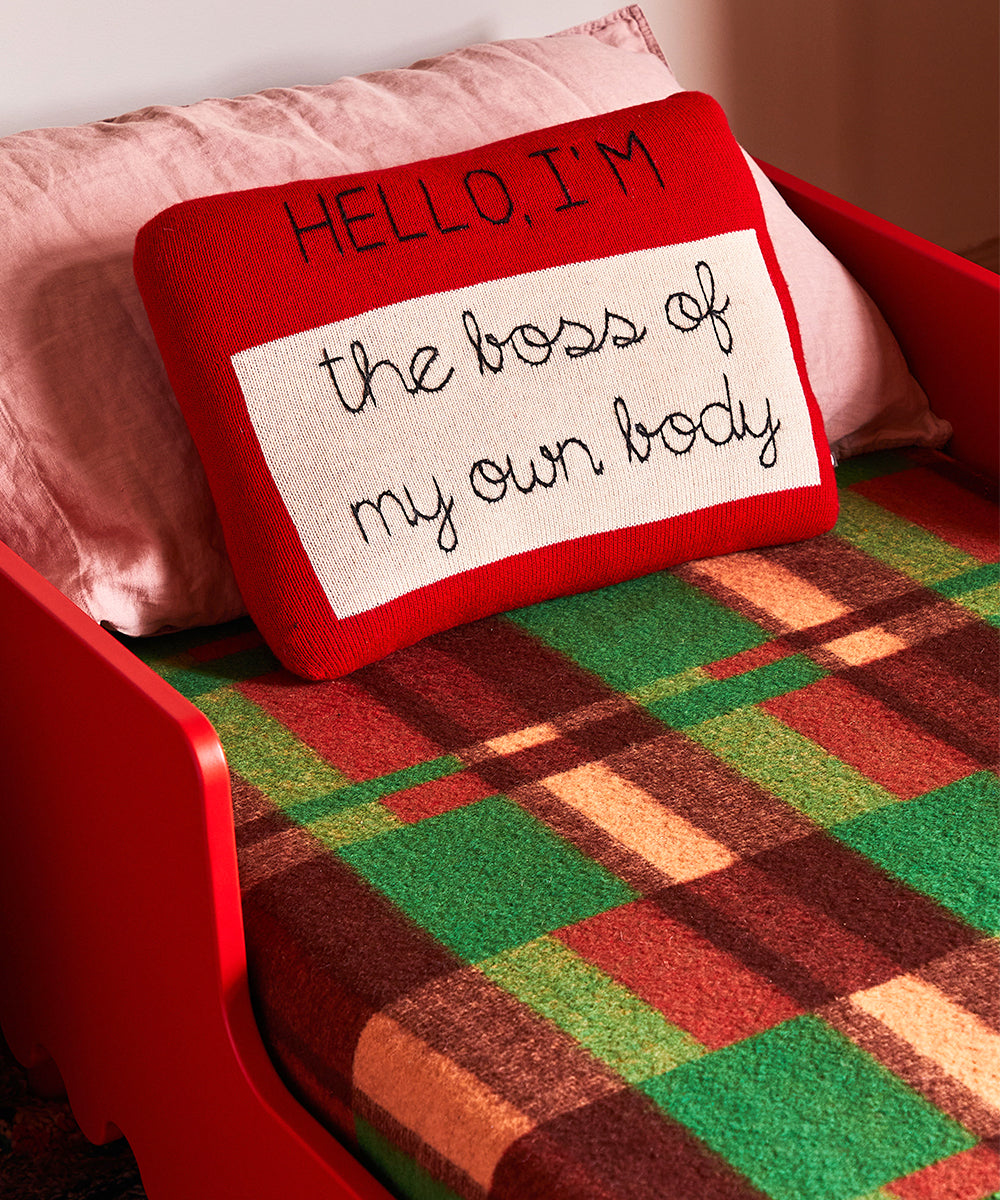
[1,165,996,1200]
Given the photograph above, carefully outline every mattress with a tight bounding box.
[127,447,1000,1200]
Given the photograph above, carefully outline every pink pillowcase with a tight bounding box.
[0,4,948,636]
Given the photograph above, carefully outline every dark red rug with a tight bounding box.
[0,1035,146,1199]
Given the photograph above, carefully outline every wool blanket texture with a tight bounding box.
[128,448,999,1200]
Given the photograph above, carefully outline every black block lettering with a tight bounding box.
[595,131,665,194]
[335,186,386,253]
[285,194,343,263]
[528,146,588,211]
[464,170,514,225]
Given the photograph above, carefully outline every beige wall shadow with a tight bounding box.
[647,0,998,254]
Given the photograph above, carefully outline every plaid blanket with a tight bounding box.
[129,449,999,1200]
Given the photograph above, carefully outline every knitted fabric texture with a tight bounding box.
[126,448,999,1200]
[134,92,837,679]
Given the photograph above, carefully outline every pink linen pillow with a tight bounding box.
[0,5,946,636]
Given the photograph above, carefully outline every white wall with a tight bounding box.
[3,0,996,253]
[0,0,596,134]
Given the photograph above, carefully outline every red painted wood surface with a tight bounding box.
[0,538,392,1199]
[764,159,999,481]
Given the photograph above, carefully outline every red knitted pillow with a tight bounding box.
[134,92,837,679]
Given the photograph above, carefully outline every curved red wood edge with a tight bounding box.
[0,539,393,1200]
[760,158,999,483]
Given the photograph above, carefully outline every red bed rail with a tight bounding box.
[762,159,999,482]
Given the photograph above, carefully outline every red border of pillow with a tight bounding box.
[135,92,837,678]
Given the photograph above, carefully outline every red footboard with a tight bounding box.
[0,540,392,1199]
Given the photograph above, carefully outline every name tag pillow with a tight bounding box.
[134,92,837,680]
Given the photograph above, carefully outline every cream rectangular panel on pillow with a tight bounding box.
[231,235,820,620]
[0,5,947,636]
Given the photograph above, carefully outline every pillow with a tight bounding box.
[134,91,839,678]
[0,5,946,637]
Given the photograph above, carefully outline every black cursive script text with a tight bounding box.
[613,373,780,468]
